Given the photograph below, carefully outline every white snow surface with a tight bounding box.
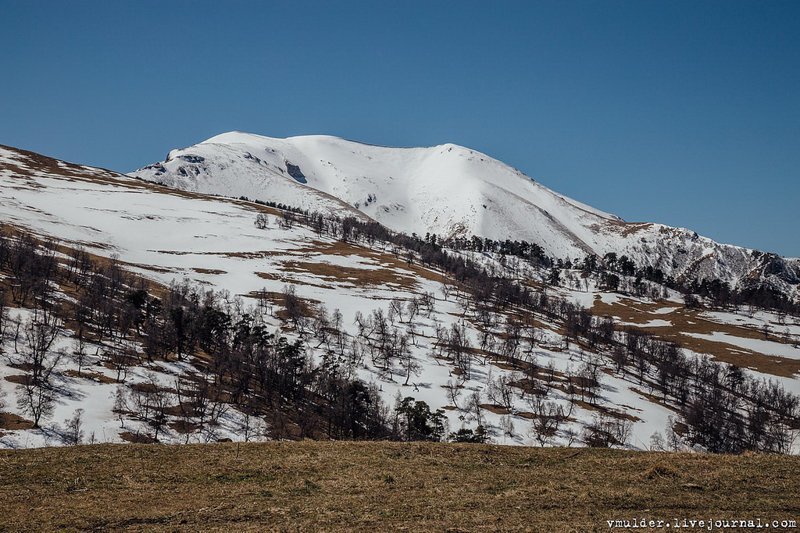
[131,132,800,295]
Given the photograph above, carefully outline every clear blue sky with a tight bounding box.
[2,1,798,256]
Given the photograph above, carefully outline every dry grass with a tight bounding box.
[280,259,419,290]
[572,400,642,422]
[299,240,449,287]
[63,369,118,384]
[191,267,227,275]
[245,289,320,321]
[0,441,797,532]
[0,412,34,430]
[593,297,800,377]
[479,403,512,415]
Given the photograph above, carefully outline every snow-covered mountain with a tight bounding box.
[0,144,687,447]
[3,144,799,452]
[132,132,799,296]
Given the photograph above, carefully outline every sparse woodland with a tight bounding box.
[1,198,797,453]
[2,127,794,451]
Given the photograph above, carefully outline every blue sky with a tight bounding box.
[1,0,798,255]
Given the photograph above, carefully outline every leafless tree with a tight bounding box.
[466,390,484,427]
[583,413,632,448]
[445,378,462,409]
[71,336,89,377]
[20,309,62,385]
[62,408,85,445]
[17,378,56,428]
[529,397,568,447]
[388,298,405,324]
[487,373,514,410]
[282,284,304,328]
[254,212,270,229]
[399,344,420,386]
[16,309,64,427]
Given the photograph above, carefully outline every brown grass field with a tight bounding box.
[0,442,798,532]
[592,297,800,378]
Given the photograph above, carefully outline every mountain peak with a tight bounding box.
[201,131,486,154]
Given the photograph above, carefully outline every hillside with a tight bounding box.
[1,441,798,531]
[131,132,800,297]
[1,143,799,454]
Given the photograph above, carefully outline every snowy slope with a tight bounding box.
[1,144,678,448]
[131,132,800,295]
[2,144,798,452]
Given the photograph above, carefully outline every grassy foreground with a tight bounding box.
[1,442,798,532]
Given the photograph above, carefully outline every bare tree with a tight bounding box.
[72,336,89,377]
[583,413,632,448]
[417,292,435,316]
[16,310,64,427]
[254,212,270,229]
[502,319,522,364]
[63,408,85,445]
[0,292,8,356]
[447,321,472,380]
[649,431,666,451]
[500,415,515,439]
[405,298,420,324]
[388,298,405,324]
[529,398,567,447]
[487,373,514,410]
[445,378,462,409]
[665,415,684,451]
[466,390,484,427]
[399,344,420,386]
[17,379,56,428]
[282,285,304,328]
[20,309,62,385]
[130,373,173,442]
[441,283,454,301]
[311,305,332,349]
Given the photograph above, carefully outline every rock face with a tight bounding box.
[130,132,799,297]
